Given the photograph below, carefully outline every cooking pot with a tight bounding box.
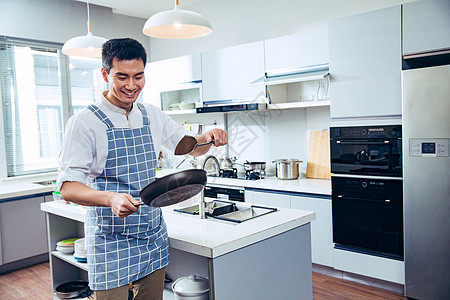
[273,159,302,180]
[172,275,209,300]
[243,160,266,172]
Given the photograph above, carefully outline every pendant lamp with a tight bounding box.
[143,0,212,39]
[62,0,107,58]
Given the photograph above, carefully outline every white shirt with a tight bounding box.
[57,94,189,190]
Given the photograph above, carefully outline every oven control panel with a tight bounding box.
[409,138,449,157]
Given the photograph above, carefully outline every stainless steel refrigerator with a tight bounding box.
[403,64,450,300]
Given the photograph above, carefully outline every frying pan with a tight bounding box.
[138,169,207,207]
[174,135,214,155]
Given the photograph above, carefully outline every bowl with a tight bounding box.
[299,95,315,102]
[179,102,195,110]
[169,103,181,110]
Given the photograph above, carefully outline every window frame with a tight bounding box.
[0,36,102,178]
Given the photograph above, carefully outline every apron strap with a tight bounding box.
[87,104,115,129]
[136,103,150,126]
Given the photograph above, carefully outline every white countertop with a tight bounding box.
[41,201,315,258]
[157,168,331,195]
[1,168,330,200]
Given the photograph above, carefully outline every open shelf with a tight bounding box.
[52,251,88,271]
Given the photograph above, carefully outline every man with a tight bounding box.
[57,38,227,300]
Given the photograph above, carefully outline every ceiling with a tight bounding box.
[75,0,207,19]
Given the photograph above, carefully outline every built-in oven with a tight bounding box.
[330,125,402,177]
[204,185,245,202]
[330,125,403,260]
[332,176,403,260]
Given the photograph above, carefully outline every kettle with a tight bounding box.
[219,156,236,170]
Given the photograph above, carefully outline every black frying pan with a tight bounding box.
[139,169,207,207]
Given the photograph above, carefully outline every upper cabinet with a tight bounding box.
[143,54,202,112]
[329,5,402,120]
[402,0,450,55]
[201,41,266,103]
[256,26,330,110]
[264,26,329,73]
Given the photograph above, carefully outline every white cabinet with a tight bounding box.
[290,194,333,267]
[403,0,450,55]
[143,54,202,110]
[201,41,265,103]
[245,188,291,209]
[0,195,48,265]
[264,26,329,73]
[329,5,402,120]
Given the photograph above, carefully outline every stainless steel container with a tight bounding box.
[273,159,302,180]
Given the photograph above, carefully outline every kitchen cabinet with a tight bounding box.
[402,0,450,55]
[245,188,291,208]
[42,201,315,299]
[255,27,330,110]
[329,5,402,120]
[290,194,333,267]
[201,41,266,103]
[143,54,202,112]
[0,195,48,265]
[41,203,87,299]
[264,26,329,73]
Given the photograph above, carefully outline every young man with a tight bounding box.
[58,38,227,300]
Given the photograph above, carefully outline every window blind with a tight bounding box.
[0,36,104,177]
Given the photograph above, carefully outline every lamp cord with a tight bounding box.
[86,0,92,33]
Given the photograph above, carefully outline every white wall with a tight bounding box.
[0,0,149,54]
[148,0,416,61]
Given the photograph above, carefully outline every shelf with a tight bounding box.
[268,99,330,110]
[52,251,88,271]
[164,109,197,115]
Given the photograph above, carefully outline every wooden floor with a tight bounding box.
[0,262,406,300]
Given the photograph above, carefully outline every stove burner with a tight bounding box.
[246,170,261,180]
[219,168,238,178]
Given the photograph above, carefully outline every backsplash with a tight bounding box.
[169,107,330,174]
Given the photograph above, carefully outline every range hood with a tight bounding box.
[250,63,329,86]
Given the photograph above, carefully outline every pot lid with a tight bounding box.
[172,275,209,295]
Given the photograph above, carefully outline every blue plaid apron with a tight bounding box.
[85,103,169,291]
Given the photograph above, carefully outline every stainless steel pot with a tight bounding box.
[244,161,266,172]
[273,159,302,180]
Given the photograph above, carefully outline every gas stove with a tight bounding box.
[210,168,263,180]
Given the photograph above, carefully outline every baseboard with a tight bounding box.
[312,263,405,295]
[0,253,49,275]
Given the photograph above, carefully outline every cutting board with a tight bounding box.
[306,130,331,179]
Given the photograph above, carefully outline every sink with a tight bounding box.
[174,200,277,223]
[34,180,55,186]
[174,200,237,216]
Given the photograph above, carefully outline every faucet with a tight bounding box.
[199,189,206,219]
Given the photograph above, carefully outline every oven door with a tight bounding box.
[330,138,402,177]
[332,177,403,260]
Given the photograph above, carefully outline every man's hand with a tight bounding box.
[190,129,228,156]
[109,193,140,218]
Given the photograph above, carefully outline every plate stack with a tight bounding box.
[56,238,78,254]
[73,238,87,263]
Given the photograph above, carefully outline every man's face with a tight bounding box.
[101,58,145,111]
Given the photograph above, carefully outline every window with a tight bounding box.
[0,37,105,177]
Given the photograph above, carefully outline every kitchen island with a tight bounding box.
[41,200,315,299]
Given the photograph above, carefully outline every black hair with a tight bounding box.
[102,38,147,73]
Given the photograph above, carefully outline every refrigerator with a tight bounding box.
[402,64,450,300]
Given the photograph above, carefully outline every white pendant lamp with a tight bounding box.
[62,0,107,58]
[143,0,212,39]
